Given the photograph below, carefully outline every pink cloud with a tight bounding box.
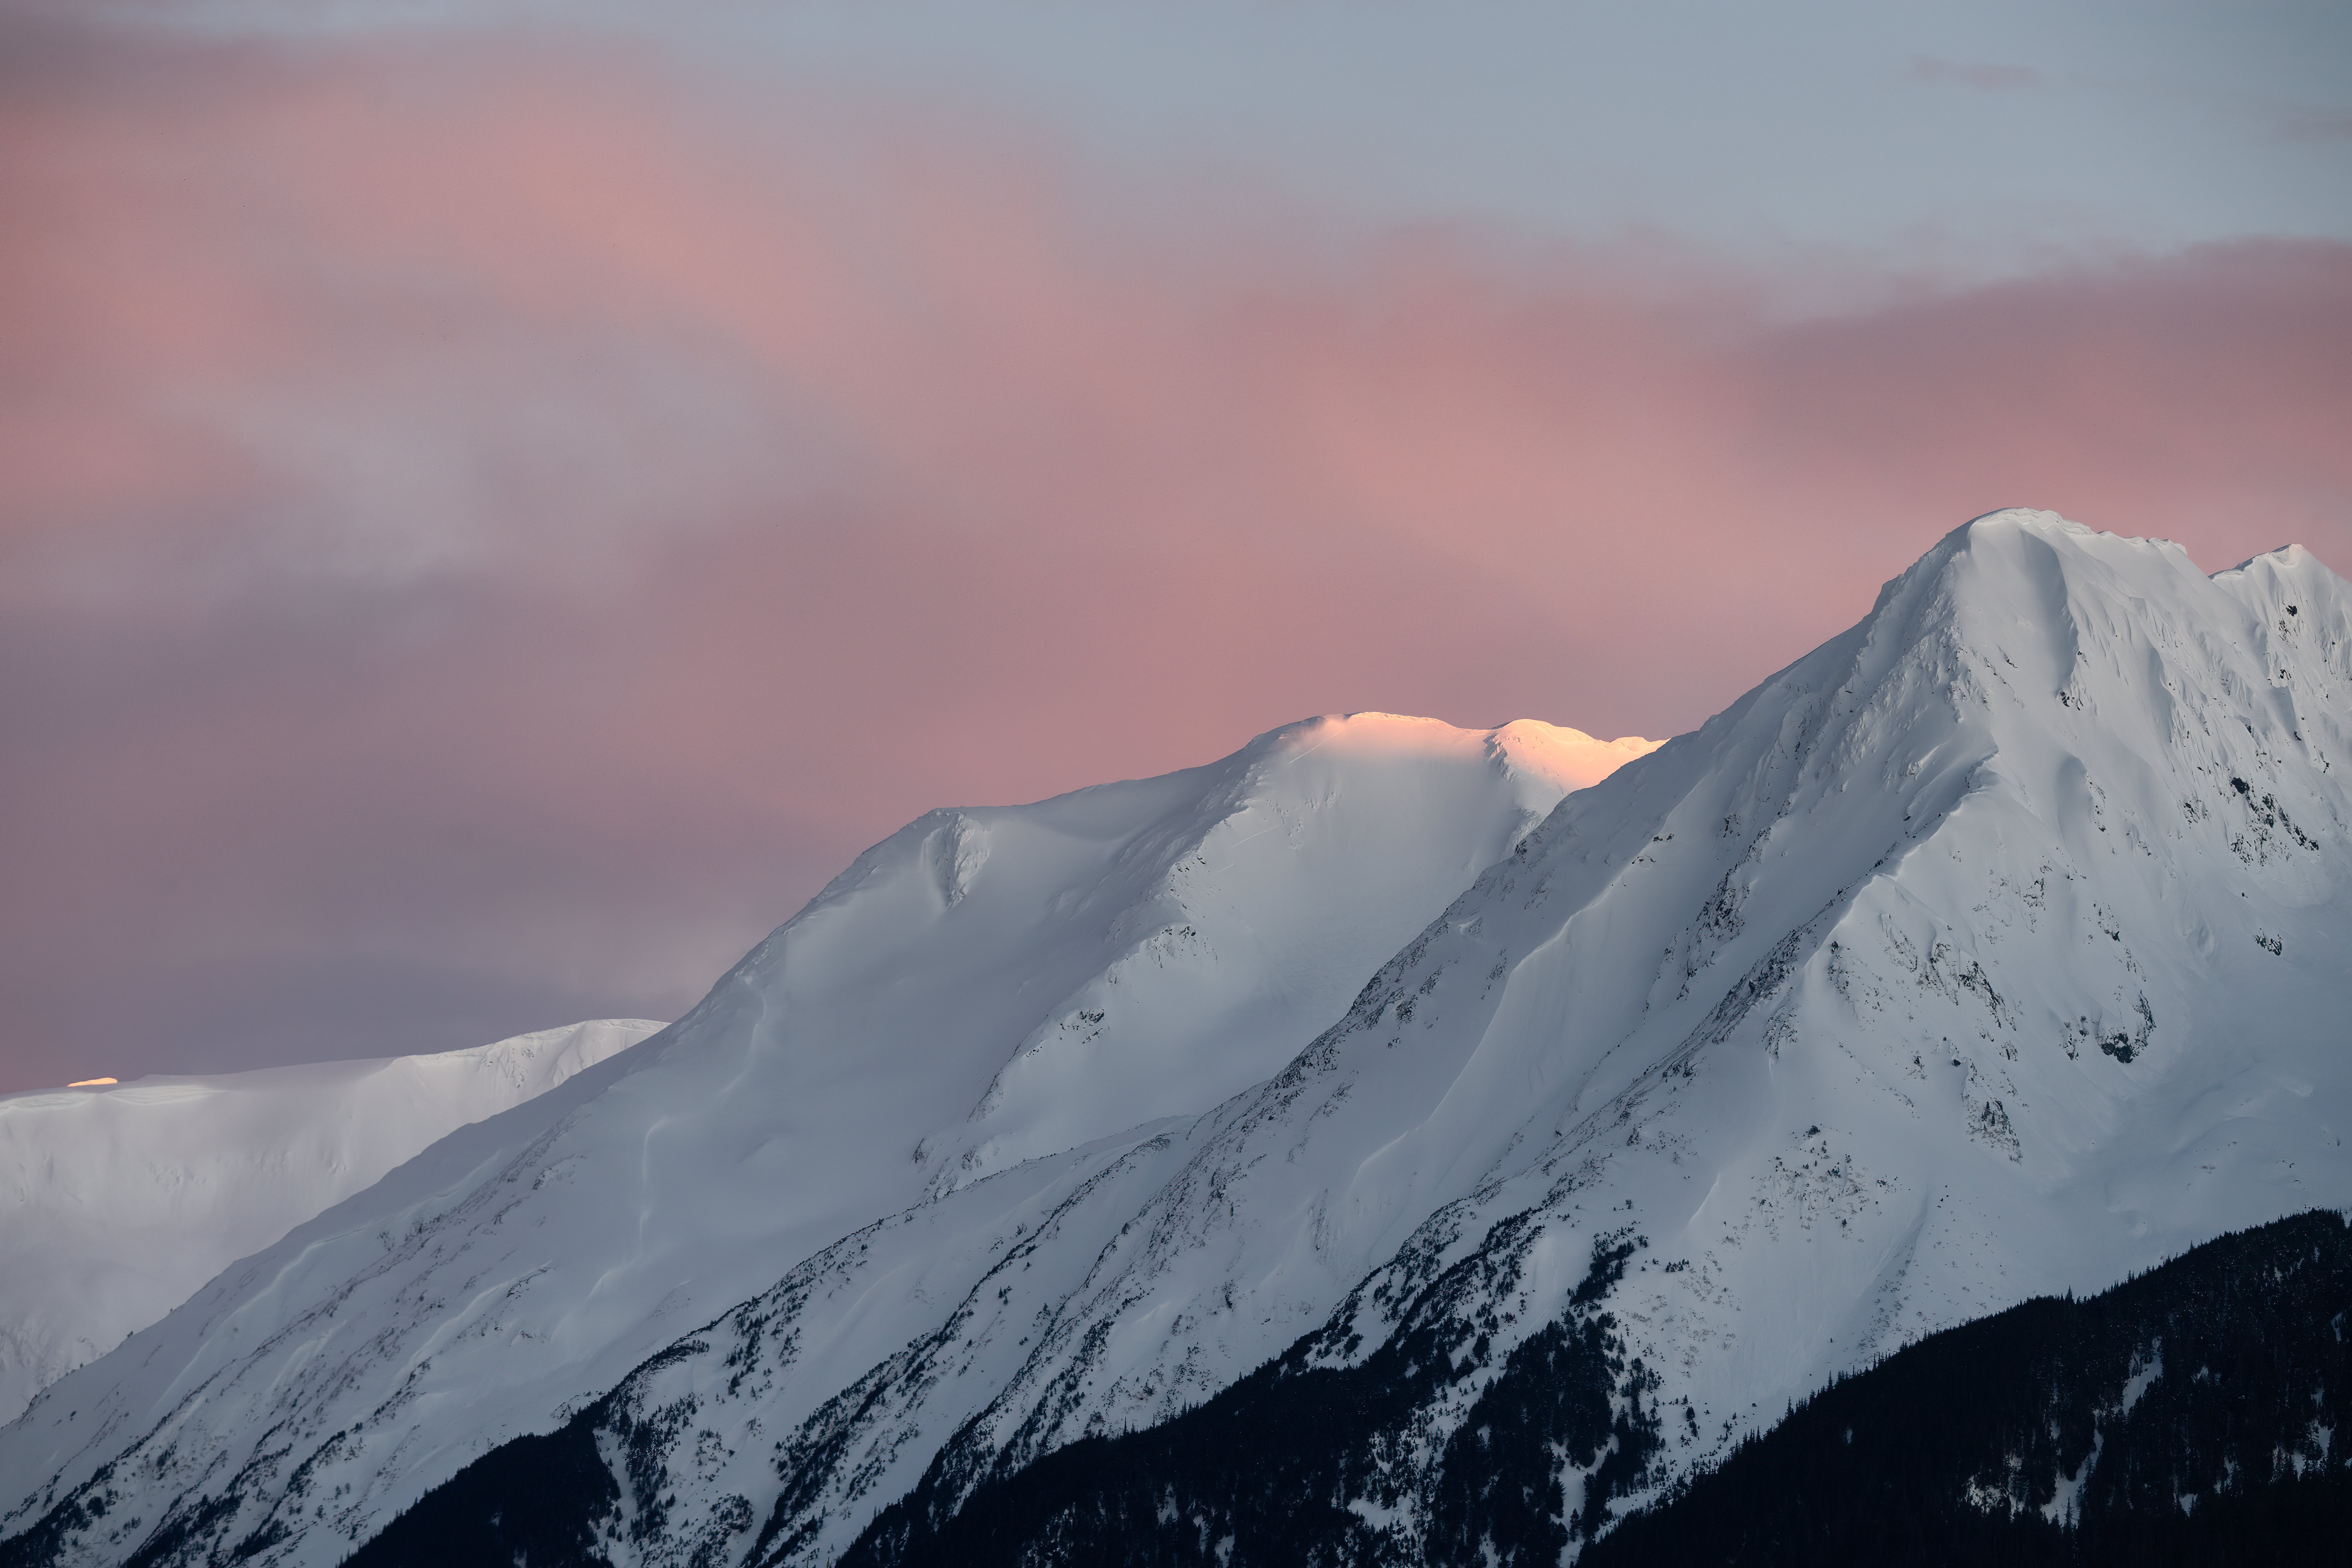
[2,22,2347,1089]
[1905,56,2045,92]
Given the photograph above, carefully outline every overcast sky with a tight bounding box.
[684,0,2352,257]
[2,0,2347,1091]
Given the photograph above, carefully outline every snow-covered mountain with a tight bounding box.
[788,511,2352,1567]
[0,714,1651,1565]
[0,1020,662,1427]
[2,511,2345,1567]
[459,510,2352,1568]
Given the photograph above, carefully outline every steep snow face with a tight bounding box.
[319,509,2350,1568]
[922,718,1655,1194]
[0,1020,661,1428]
[0,714,1645,1565]
[874,511,2349,1533]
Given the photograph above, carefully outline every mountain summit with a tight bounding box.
[3,511,2346,1568]
[0,714,1649,1565]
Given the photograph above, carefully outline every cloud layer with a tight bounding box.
[3,21,2347,1089]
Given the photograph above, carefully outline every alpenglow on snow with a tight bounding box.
[1,510,2346,1568]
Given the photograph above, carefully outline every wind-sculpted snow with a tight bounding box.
[305,510,2352,1568]
[0,1019,662,1428]
[0,714,1633,1567]
[9,513,2352,1566]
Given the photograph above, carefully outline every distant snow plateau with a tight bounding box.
[0,1019,663,1425]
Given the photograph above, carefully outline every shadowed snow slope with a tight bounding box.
[0,1021,662,1428]
[0,715,1644,1565]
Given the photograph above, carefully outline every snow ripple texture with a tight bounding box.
[5,511,2350,1566]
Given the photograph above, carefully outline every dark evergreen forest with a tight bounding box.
[328,1209,2352,1568]
[840,1226,1660,1568]
[1585,1208,2352,1567]
[844,1210,2352,1568]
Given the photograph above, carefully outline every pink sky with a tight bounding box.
[3,22,2348,1090]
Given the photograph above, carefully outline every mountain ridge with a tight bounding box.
[3,509,2346,1567]
[391,509,2352,1565]
[0,713,1645,1566]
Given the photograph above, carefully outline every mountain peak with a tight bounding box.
[0,704,1656,1565]
[1238,710,1663,796]
[6,521,2346,1568]
[2221,538,2329,576]
[1952,503,2083,537]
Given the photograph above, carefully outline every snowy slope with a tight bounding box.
[725,509,2347,1557]
[0,1020,662,1427]
[0,715,1649,1565]
[298,509,2352,1567]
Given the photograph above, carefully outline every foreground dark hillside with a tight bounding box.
[330,1211,2352,1568]
[1587,1208,2352,1567]
[841,1227,1662,1568]
[345,1224,1666,1568]
[836,1211,2352,1568]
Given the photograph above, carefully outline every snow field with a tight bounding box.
[0,1019,663,1426]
